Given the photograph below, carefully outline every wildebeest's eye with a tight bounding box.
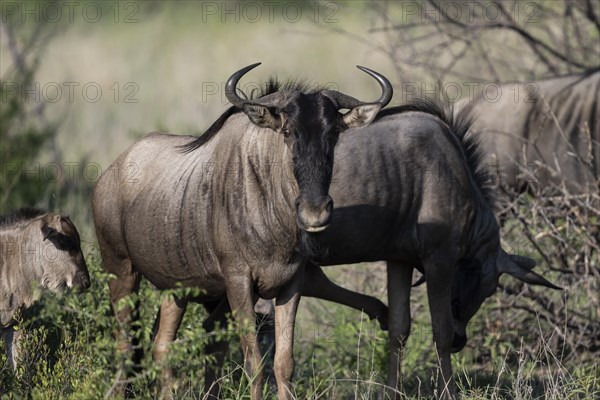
[282,128,291,136]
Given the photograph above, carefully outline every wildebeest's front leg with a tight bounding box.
[2,326,22,370]
[273,266,303,400]
[302,262,388,329]
[225,274,264,400]
[423,258,456,399]
[386,262,413,400]
[152,295,187,399]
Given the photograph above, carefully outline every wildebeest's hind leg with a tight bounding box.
[202,298,231,399]
[151,295,187,399]
[302,262,388,329]
[385,262,413,400]
[105,257,142,398]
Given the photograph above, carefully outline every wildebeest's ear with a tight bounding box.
[242,104,282,131]
[498,252,562,290]
[342,103,381,128]
[41,225,57,241]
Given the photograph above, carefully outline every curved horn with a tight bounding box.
[225,62,261,108]
[507,268,562,290]
[498,251,562,290]
[356,65,393,107]
[323,66,393,110]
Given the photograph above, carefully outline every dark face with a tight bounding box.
[282,93,346,232]
[242,91,380,232]
[228,63,389,233]
[450,258,497,352]
[448,233,562,353]
[41,215,91,292]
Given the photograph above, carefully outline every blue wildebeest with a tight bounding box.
[457,68,599,194]
[0,207,90,369]
[297,100,560,398]
[92,63,393,399]
[159,94,560,398]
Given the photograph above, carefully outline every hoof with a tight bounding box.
[368,302,388,331]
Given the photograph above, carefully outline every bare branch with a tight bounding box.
[582,0,600,32]
[425,0,596,71]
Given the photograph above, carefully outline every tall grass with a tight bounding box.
[1,256,597,399]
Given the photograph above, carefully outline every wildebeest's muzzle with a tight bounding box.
[295,196,334,233]
[73,268,91,291]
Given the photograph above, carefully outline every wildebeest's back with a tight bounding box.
[528,71,599,189]
[315,112,477,265]
[94,131,229,292]
[462,70,599,192]
[93,114,300,295]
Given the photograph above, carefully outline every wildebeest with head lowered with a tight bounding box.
[299,100,560,398]
[457,68,599,194]
[0,207,90,369]
[92,63,392,399]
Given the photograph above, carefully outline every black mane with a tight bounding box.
[180,78,323,153]
[256,77,323,98]
[0,207,46,228]
[376,99,497,211]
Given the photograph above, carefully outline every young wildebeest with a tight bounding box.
[92,63,393,399]
[0,207,90,369]
[154,98,561,399]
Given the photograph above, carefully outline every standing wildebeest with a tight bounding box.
[299,100,560,398]
[457,68,599,194]
[0,207,90,369]
[92,63,392,399]
[159,96,560,398]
